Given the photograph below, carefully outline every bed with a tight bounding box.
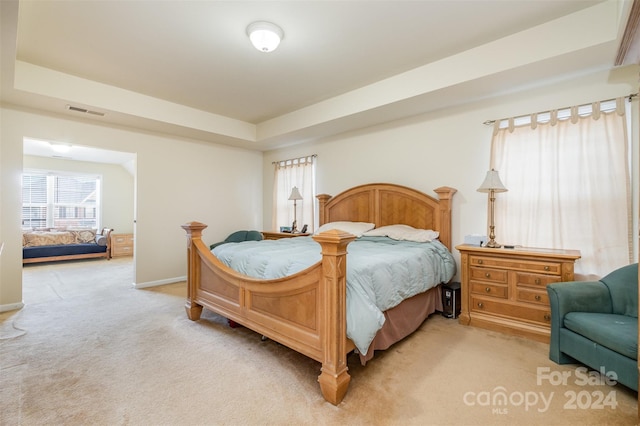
[181,183,457,405]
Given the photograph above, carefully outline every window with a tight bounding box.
[273,155,316,232]
[490,98,631,278]
[22,170,101,230]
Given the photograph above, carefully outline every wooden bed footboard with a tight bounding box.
[181,222,356,405]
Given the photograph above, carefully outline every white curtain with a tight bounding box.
[491,98,631,279]
[273,155,316,232]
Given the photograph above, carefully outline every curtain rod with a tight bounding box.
[483,93,638,125]
[272,154,317,165]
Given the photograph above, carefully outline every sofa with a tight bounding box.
[22,228,113,264]
[547,263,638,391]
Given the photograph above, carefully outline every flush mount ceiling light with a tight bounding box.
[49,142,72,153]
[246,21,284,53]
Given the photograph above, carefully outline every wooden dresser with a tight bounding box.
[456,244,581,342]
[262,231,311,240]
[111,233,134,257]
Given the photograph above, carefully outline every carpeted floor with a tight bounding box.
[1,258,637,425]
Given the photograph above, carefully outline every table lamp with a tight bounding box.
[477,169,508,248]
[288,186,303,233]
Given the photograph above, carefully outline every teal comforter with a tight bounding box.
[212,235,456,354]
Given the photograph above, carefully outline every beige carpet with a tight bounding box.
[1,258,637,425]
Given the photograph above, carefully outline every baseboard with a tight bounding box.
[133,276,186,289]
[0,302,25,313]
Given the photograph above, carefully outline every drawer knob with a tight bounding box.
[477,302,484,308]
[485,287,491,293]
[535,279,541,285]
[544,314,551,321]
[485,273,491,278]
[544,266,550,271]
[477,260,483,264]
[535,295,541,301]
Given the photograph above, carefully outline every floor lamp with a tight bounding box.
[477,169,508,248]
[288,186,303,233]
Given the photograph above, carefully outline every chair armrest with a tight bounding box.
[101,228,113,259]
[547,281,613,319]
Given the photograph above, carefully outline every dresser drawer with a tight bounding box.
[470,255,562,276]
[469,267,507,284]
[516,288,549,306]
[112,245,133,256]
[470,281,508,299]
[470,296,551,326]
[113,234,134,245]
[515,272,561,288]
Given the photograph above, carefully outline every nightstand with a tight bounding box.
[111,233,134,257]
[262,231,311,240]
[455,244,581,342]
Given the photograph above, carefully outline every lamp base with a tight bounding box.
[485,239,501,248]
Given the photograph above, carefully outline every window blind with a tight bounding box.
[22,170,101,229]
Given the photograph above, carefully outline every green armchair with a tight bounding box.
[209,230,263,250]
[546,263,638,391]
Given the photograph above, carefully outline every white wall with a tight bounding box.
[263,65,640,280]
[23,155,135,234]
[0,107,263,310]
[2,65,637,310]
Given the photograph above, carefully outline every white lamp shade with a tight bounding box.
[477,169,508,193]
[247,21,284,52]
[288,186,303,201]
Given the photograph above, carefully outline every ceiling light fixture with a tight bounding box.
[246,21,284,53]
[49,142,72,154]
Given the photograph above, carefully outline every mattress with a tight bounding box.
[23,243,107,259]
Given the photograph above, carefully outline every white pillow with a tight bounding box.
[363,224,439,242]
[314,221,375,237]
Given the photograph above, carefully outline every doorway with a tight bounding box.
[22,138,137,305]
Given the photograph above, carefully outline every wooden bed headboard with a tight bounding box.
[316,183,457,251]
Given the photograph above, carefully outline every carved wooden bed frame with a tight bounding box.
[181,183,456,405]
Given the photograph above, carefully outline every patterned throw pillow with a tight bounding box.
[71,229,97,243]
[23,231,76,247]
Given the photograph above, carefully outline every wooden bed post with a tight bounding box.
[434,186,457,251]
[316,193,331,226]
[181,221,207,321]
[313,229,356,405]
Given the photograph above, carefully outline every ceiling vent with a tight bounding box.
[66,105,105,117]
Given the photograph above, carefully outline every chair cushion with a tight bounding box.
[564,312,637,360]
